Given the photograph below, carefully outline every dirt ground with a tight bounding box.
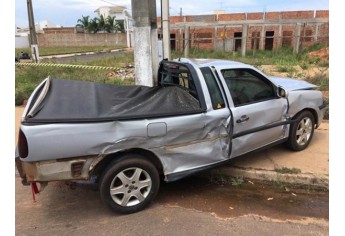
[259,64,328,79]
[307,48,329,62]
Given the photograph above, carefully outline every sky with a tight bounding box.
[15,0,329,28]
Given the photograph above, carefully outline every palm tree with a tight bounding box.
[98,14,107,32]
[105,16,116,33]
[76,15,90,32]
[115,20,125,33]
[87,17,99,33]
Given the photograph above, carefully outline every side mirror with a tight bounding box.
[278,87,288,98]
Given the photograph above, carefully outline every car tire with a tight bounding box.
[286,110,315,151]
[99,154,160,214]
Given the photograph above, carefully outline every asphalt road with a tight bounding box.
[15,173,328,236]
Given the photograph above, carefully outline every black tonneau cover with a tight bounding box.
[25,78,203,123]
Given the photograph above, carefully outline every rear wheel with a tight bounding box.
[286,111,315,151]
[100,154,160,214]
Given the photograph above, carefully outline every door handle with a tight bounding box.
[236,115,249,123]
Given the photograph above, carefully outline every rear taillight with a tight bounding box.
[18,129,28,158]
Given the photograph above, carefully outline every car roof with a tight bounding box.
[174,58,249,68]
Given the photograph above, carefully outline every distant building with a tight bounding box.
[15,20,61,49]
[35,20,61,32]
[94,6,127,21]
[157,10,329,53]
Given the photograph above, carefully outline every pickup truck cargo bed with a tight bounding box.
[24,78,203,123]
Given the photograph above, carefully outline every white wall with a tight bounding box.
[15,36,29,48]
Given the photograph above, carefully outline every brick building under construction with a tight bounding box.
[157,10,329,54]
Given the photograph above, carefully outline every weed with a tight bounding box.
[276,65,289,73]
[231,176,244,186]
[305,71,329,91]
[272,174,286,191]
[300,62,311,70]
[275,167,301,174]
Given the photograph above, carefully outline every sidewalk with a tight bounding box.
[210,122,329,188]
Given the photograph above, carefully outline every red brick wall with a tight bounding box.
[218,13,246,21]
[282,11,314,19]
[43,27,76,34]
[247,13,264,20]
[160,10,329,51]
[191,27,214,50]
[316,10,329,18]
[265,12,280,20]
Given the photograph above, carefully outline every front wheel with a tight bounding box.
[286,111,315,151]
[100,155,160,214]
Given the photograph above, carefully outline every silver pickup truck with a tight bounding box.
[16,58,326,214]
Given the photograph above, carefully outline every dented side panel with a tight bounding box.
[20,108,231,180]
[287,90,325,126]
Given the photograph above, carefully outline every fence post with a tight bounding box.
[277,24,282,50]
[241,24,248,57]
[293,23,302,54]
[260,25,265,50]
[184,26,190,57]
[223,26,226,52]
[314,23,320,44]
[214,26,218,50]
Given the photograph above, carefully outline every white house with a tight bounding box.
[15,20,61,49]
[94,6,133,48]
[35,20,61,32]
[94,6,127,21]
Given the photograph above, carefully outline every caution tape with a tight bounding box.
[15,62,121,71]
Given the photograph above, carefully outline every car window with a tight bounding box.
[221,69,275,106]
[159,62,199,99]
[201,67,225,109]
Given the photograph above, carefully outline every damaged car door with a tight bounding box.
[216,67,289,158]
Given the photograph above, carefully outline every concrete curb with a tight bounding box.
[210,166,329,189]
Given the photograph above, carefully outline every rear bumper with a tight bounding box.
[15,157,29,185]
[15,155,99,185]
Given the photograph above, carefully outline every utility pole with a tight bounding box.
[162,0,171,60]
[26,0,39,62]
[131,0,159,86]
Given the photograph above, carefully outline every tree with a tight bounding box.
[76,14,125,34]
[76,15,90,32]
[98,14,107,32]
[115,20,125,33]
[105,16,116,33]
[87,17,99,33]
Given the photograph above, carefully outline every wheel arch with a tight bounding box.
[292,108,318,126]
[90,148,164,180]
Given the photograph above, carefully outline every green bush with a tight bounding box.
[15,88,26,106]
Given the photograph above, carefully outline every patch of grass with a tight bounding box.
[272,174,286,191]
[231,176,244,186]
[15,52,135,105]
[204,173,244,187]
[16,44,329,108]
[207,174,232,185]
[305,70,329,91]
[275,167,302,174]
[15,46,126,57]
[276,65,297,73]
[172,44,327,67]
